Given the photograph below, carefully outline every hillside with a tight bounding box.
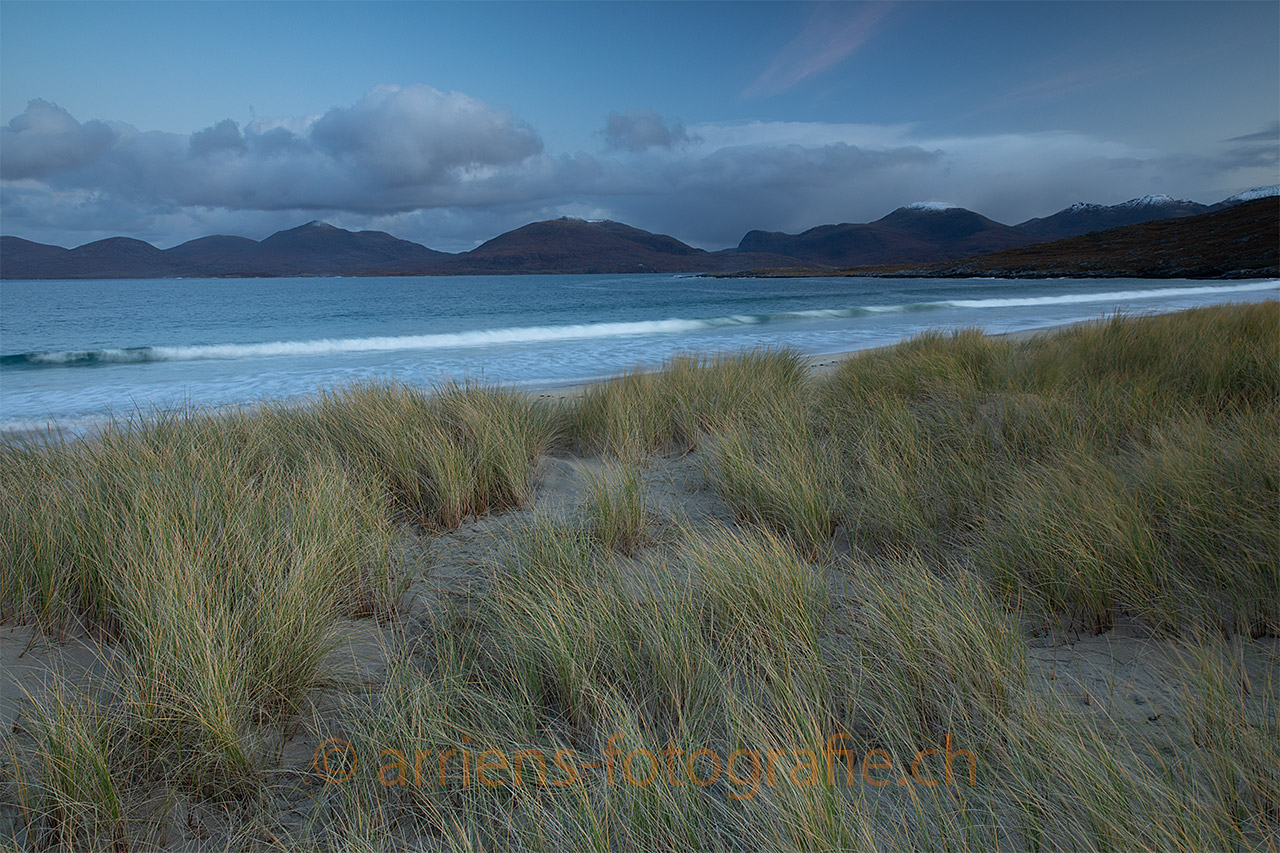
[0,218,799,279]
[440,218,799,274]
[1016,194,1209,241]
[725,198,1278,279]
[737,204,1035,267]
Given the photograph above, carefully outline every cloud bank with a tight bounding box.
[2,87,1275,252]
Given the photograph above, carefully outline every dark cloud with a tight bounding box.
[188,119,247,157]
[1218,144,1279,171]
[0,99,117,179]
[603,110,696,152]
[1224,122,1280,144]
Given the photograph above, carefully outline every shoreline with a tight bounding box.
[0,308,1259,441]
[522,317,1091,401]
[1,319,1087,444]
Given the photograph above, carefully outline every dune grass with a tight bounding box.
[0,381,558,845]
[568,348,807,462]
[1,302,1276,850]
[583,463,650,554]
[817,303,1279,633]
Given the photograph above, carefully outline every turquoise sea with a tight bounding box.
[1,273,1276,433]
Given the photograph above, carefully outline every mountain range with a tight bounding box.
[2,186,1275,279]
[731,197,1278,281]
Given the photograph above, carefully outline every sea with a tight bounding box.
[1,274,1276,435]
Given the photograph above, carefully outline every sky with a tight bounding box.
[1,1,1277,252]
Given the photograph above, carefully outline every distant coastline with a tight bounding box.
[2,188,1275,281]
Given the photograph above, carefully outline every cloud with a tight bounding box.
[310,84,542,184]
[188,119,248,157]
[743,2,894,98]
[0,85,545,214]
[977,58,1168,117]
[602,110,696,152]
[1224,122,1280,144]
[1215,121,1280,176]
[3,89,1275,252]
[0,99,117,179]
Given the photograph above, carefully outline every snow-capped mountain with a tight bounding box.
[1211,185,1279,208]
[1017,195,1209,241]
[902,201,960,211]
[1117,193,1197,208]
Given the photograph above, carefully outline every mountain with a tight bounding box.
[3,187,1276,279]
[0,237,71,276]
[1016,194,1209,241]
[1,236,181,280]
[1208,184,1280,211]
[246,221,450,276]
[164,235,262,275]
[430,217,795,274]
[1,221,452,279]
[825,197,1278,280]
[0,218,800,278]
[442,218,706,274]
[736,203,1034,267]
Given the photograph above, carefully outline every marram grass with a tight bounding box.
[2,302,1277,850]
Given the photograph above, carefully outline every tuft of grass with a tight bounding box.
[710,400,842,558]
[569,348,807,462]
[431,381,559,515]
[1176,636,1280,834]
[583,463,650,555]
[302,380,558,528]
[682,523,829,680]
[11,677,127,852]
[844,555,1028,747]
[975,450,1161,633]
[1133,411,1280,635]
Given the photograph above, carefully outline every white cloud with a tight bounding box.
[309,84,542,185]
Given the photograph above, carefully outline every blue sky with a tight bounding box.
[2,1,1277,251]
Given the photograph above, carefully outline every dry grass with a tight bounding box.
[1,303,1276,850]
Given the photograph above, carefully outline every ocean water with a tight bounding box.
[1,274,1276,433]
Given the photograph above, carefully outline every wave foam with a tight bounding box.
[943,280,1277,309]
